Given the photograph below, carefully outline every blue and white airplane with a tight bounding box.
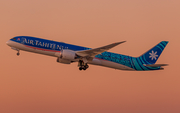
[6,36,168,71]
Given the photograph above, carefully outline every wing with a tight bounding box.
[76,41,126,59]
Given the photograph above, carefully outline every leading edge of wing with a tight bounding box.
[75,41,126,57]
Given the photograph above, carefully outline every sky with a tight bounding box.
[0,0,180,113]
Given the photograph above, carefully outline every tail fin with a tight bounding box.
[138,41,169,64]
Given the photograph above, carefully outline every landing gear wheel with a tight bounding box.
[17,52,20,56]
[79,67,83,70]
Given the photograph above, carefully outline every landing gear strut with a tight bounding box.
[57,58,60,62]
[78,60,89,71]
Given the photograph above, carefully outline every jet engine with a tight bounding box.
[55,49,78,61]
[57,58,71,64]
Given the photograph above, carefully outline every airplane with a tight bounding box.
[6,36,169,71]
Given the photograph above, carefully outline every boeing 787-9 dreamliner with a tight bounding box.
[6,36,169,71]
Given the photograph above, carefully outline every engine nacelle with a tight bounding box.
[55,49,77,61]
[57,58,71,64]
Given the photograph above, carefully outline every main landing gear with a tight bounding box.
[78,60,89,71]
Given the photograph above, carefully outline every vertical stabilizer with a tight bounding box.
[138,41,169,64]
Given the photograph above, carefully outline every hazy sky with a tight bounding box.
[0,0,180,113]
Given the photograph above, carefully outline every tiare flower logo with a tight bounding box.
[149,50,158,60]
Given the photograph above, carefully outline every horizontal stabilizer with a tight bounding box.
[143,64,168,67]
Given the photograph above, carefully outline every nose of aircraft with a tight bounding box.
[6,40,10,46]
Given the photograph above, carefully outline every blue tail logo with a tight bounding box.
[139,41,169,64]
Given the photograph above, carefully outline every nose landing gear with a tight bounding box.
[78,60,89,71]
[11,47,20,56]
[17,51,20,56]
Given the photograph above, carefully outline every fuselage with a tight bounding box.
[6,36,163,71]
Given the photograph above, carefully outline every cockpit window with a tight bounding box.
[12,38,16,40]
